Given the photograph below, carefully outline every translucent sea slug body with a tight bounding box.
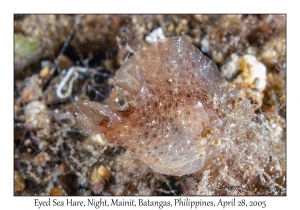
[76,36,274,176]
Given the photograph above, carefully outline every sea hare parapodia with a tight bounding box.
[76,36,230,176]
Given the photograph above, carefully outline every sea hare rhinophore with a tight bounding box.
[76,36,278,177]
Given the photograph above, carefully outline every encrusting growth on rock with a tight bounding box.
[76,36,285,184]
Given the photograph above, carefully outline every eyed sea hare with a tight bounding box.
[76,36,285,183]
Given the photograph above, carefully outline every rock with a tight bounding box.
[221,53,240,80]
[22,75,43,103]
[24,101,51,130]
[39,66,50,80]
[222,54,267,109]
[33,152,50,166]
[55,55,74,70]
[50,187,63,196]
[14,34,42,71]
[14,171,25,192]
[236,54,267,92]
[145,27,165,44]
[90,165,111,184]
